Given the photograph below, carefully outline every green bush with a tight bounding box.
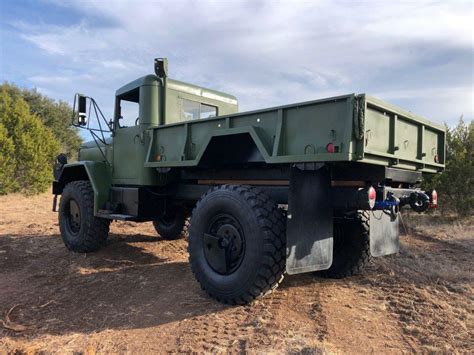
[0,83,82,159]
[423,118,474,217]
[0,87,61,194]
[0,123,16,192]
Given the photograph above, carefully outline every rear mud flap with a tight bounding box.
[286,168,333,275]
[369,211,400,257]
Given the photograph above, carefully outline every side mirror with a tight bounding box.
[78,95,87,126]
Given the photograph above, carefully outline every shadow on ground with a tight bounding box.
[0,233,228,338]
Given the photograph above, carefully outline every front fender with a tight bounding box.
[53,161,111,214]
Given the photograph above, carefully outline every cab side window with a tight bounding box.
[182,99,217,120]
[182,99,200,120]
[119,99,139,127]
[200,103,217,119]
[117,88,139,128]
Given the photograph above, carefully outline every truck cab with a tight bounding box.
[79,60,238,186]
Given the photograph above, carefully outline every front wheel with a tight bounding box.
[59,181,110,253]
[188,185,286,305]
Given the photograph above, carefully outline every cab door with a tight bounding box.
[112,90,142,184]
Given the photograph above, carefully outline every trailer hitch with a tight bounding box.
[374,190,432,218]
[399,191,430,213]
[333,187,437,215]
[374,192,400,219]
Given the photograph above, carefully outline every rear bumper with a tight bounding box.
[332,186,434,212]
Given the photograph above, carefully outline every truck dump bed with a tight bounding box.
[145,94,445,173]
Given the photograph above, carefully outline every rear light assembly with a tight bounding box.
[368,186,376,209]
[429,189,438,208]
[326,143,335,153]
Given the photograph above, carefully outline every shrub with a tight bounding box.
[0,123,16,192]
[0,87,61,194]
[0,83,82,159]
[423,118,474,217]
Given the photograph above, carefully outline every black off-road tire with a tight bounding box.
[318,211,371,279]
[59,181,110,253]
[188,185,286,305]
[152,208,189,240]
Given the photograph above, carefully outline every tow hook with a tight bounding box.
[374,190,432,217]
[400,192,430,213]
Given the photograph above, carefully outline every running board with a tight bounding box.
[96,210,135,220]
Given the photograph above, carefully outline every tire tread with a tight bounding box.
[319,211,370,279]
[59,181,110,253]
[188,185,286,305]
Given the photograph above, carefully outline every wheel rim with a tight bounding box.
[158,212,176,228]
[66,199,81,235]
[202,214,245,275]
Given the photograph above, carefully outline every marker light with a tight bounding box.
[368,186,376,209]
[431,190,438,206]
[326,143,335,153]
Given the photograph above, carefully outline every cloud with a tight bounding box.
[3,0,473,126]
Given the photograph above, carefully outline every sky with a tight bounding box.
[0,0,473,129]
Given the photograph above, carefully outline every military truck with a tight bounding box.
[53,58,444,304]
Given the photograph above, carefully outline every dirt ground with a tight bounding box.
[0,193,472,354]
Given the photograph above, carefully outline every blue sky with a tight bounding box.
[1,0,473,129]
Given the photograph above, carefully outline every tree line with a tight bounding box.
[0,83,82,194]
[0,82,472,216]
[422,117,473,217]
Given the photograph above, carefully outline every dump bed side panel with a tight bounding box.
[145,95,357,168]
[143,93,446,174]
[361,95,445,173]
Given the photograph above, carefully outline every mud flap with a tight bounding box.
[369,211,400,257]
[286,168,333,275]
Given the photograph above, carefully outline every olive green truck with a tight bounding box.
[53,58,445,304]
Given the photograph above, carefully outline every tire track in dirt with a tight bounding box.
[173,276,328,353]
[173,292,286,352]
[366,235,474,352]
[318,279,414,353]
[284,281,328,341]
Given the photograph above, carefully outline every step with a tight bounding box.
[96,211,135,220]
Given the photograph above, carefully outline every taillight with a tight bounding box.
[326,143,335,153]
[368,186,376,209]
[431,189,438,207]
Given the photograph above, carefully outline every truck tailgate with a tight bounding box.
[359,95,445,173]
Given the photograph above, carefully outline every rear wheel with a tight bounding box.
[152,208,189,240]
[318,211,371,279]
[59,181,110,253]
[188,185,286,304]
